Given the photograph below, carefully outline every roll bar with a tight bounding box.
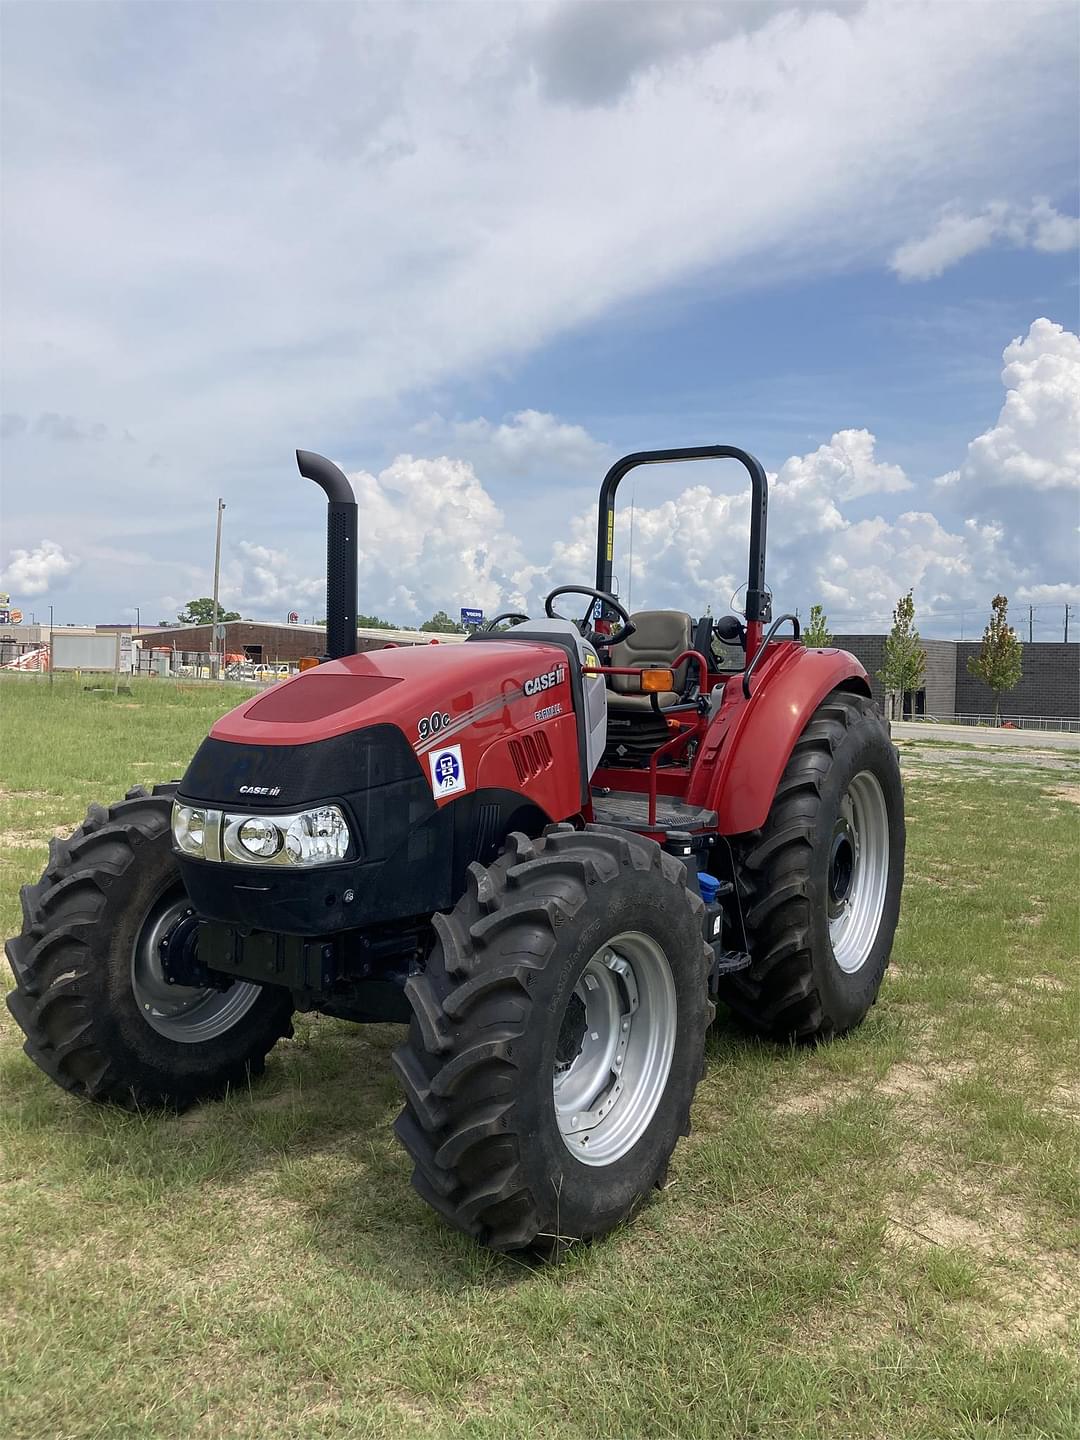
[594,446,769,624]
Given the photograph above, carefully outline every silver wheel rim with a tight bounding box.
[131,891,261,1043]
[553,931,677,1167]
[828,769,890,975]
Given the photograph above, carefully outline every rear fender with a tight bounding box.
[692,646,871,835]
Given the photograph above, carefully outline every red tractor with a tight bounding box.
[6,446,904,1252]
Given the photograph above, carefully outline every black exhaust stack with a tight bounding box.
[296,450,357,661]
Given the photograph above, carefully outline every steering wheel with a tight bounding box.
[543,585,635,647]
[481,612,531,632]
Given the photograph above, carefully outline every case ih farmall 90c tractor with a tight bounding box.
[6,446,904,1252]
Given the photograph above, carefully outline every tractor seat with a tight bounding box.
[606,610,693,713]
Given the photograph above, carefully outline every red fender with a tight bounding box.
[688,644,871,836]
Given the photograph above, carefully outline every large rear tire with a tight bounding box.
[5,786,294,1108]
[719,691,904,1041]
[392,824,713,1252]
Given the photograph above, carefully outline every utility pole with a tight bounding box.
[211,498,225,678]
[1066,604,1072,643]
[48,603,54,690]
[1028,604,1033,645]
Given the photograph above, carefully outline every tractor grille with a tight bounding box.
[508,731,553,785]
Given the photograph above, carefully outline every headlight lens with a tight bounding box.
[173,801,352,867]
[284,807,350,865]
[237,816,283,858]
[172,805,207,856]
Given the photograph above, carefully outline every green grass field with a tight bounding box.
[1,675,1077,1440]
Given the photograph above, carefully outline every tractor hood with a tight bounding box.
[173,637,587,935]
[208,639,571,750]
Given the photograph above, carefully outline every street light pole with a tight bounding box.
[211,498,225,677]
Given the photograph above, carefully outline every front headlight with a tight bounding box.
[172,801,352,868]
[172,804,208,856]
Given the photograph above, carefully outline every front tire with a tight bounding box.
[392,824,713,1252]
[720,690,905,1040]
[5,786,294,1108]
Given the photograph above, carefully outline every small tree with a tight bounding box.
[967,594,1023,723]
[420,610,465,634]
[177,597,240,626]
[803,603,833,647]
[356,613,397,631]
[878,589,926,719]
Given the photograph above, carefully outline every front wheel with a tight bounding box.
[392,824,713,1252]
[5,786,294,1108]
[720,690,905,1040]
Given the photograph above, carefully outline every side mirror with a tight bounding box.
[714,614,746,647]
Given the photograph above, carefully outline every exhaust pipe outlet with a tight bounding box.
[296,450,358,661]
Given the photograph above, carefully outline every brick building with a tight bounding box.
[132,619,465,665]
[832,635,1078,722]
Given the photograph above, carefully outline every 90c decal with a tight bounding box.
[417,709,452,742]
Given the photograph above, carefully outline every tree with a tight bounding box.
[803,603,833,647]
[420,610,465,634]
[356,613,397,631]
[967,594,1023,723]
[177,598,240,626]
[878,590,926,720]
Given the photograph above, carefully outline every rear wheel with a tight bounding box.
[5,786,294,1108]
[720,691,904,1040]
[392,824,713,1251]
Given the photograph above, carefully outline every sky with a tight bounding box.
[1,0,1078,641]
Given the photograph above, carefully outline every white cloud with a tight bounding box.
[1,4,1076,626]
[223,455,527,624]
[2,0,1072,460]
[934,318,1080,493]
[890,200,1079,280]
[413,409,608,478]
[190,318,1080,632]
[1,540,79,597]
[520,0,837,107]
[515,324,1080,629]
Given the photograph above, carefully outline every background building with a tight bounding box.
[832,636,1078,723]
[130,619,466,667]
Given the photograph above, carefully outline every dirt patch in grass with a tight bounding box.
[1044,783,1080,805]
[0,829,48,850]
[886,1192,1074,1342]
[775,1057,976,1117]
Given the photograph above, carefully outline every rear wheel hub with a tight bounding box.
[827,770,890,975]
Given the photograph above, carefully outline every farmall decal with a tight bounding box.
[523,663,566,698]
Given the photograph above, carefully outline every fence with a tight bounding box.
[906,713,1080,736]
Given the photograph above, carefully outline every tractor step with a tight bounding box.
[708,946,753,998]
[590,790,718,835]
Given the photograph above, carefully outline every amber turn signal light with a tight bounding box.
[640,668,675,693]
[298,656,320,672]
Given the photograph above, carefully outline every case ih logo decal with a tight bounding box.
[428,744,466,797]
[523,664,566,698]
[239,785,282,797]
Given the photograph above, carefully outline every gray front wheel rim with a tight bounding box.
[553,931,677,1167]
[828,769,890,975]
[131,892,261,1043]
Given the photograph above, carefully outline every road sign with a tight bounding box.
[214,623,227,641]
[460,607,484,627]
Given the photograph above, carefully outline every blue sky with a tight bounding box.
[1,0,1078,638]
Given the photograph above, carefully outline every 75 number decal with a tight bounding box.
[417,709,452,742]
